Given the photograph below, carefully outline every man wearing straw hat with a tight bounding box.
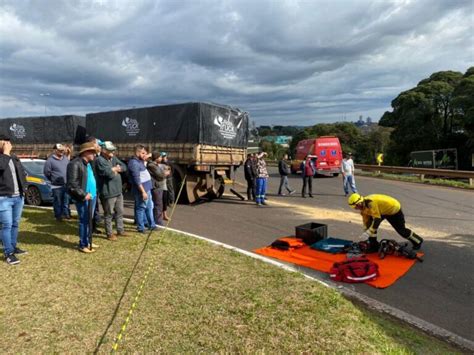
[66,142,99,253]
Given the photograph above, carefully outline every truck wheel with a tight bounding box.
[26,186,42,206]
[332,173,339,177]
[207,177,225,200]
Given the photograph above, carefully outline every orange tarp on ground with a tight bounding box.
[254,242,422,288]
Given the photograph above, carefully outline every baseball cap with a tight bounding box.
[54,143,65,151]
[160,151,167,157]
[102,141,117,151]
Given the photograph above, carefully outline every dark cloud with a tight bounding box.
[0,0,472,124]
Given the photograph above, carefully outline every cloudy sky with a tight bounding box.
[0,0,472,125]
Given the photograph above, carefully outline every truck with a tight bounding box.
[0,115,86,157]
[1,103,249,203]
[291,136,343,176]
[85,102,249,203]
[410,149,458,170]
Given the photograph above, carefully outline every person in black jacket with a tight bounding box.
[278,154,295,196]
[0,135,28,265]
[244,153,257,201]
[67,142,99,253]
[161,153,174,220]
[147,152,168,226]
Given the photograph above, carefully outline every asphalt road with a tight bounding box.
[121,167,474,342]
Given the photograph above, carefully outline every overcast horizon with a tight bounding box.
[0,0,472,125]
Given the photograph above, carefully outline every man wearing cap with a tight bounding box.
[44,143,71,221]
[0,134,28,265]
[95,141,128,240]
[67,142,99,253]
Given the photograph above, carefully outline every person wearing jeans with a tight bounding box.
[255,152,269,206]
[67,142,99,253]
[0,135,28,265]
[128,145,156,233]
[341,152,358,196]
[278,154,295,196]
[95,141,128,241]
[300,155,317,198]
[44,143,70,221]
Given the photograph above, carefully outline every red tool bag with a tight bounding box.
[329,257,379,283]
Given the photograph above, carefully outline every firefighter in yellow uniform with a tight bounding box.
[348,193,423,252]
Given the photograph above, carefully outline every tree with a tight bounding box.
[379,68,473,169]
[259,139,287,161]
[354,126,393,164]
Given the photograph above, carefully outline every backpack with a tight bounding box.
[329,257,379,283]
[271,238,306,251]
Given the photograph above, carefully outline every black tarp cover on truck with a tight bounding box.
[0,115,86,144]
[85,102,249,148]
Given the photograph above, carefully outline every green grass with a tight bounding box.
[0,208,460,353]
[359,171,474,189]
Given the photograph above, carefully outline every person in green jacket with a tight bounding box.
[95,141,128,241]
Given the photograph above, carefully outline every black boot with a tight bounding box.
[408,232,423,250]
[366,237,380,253]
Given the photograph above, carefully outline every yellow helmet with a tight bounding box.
[348,193,364,208]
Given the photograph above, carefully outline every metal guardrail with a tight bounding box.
[355,164,474,186]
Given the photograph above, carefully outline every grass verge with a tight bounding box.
[359,171,473,189]
[0,208,460,353]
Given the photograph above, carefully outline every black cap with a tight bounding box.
[0,134,11,141]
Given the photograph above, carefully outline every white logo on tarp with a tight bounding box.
[121,117,140,136]
[9,123,26,139]
[213,114,243,139]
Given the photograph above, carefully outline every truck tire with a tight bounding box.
[171,164,188,204]
[208,177,225,199]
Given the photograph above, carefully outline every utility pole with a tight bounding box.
[39,93,50,115]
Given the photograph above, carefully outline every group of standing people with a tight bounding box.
[0,135,178,264]
[69,141,175,253]
[276,152,358,198]
[65,141,175,253]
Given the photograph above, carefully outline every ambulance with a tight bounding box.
[291,136,343,176]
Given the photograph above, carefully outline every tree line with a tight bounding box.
[257,67,473,169]
[379,67,473,169]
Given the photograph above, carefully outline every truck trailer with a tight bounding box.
[86,102,249,203]
[0,115,86,157]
